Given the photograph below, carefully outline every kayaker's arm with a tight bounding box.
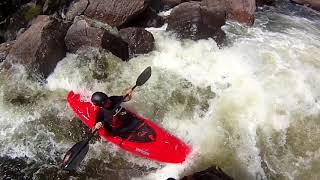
[123,88,133,102]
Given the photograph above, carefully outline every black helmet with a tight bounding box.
[91,92,108,107]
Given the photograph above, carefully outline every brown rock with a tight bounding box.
[84,0,149,27]
[65,16,106,52]
[0,41,14,63]
[225,0,256,25]
[65,16,129,61]
[6,15,71,78]
[167,2,226,44]
[119,27,154,56]
[65,0,89,21]
[291,0,320,11]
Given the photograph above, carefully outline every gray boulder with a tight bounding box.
[6,15,71,78]
[119,27,155,56]
[167,1,226,44]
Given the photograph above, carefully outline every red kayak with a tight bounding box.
[67,91,191,163]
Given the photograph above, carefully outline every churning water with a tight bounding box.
[1,3,320,180]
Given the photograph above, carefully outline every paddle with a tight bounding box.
[62,66,152,171]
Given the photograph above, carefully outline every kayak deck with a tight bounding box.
[67,91,191,163]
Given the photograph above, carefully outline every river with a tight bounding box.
[0,2,320,180]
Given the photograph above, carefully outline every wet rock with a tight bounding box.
[291,0,320,11]
[225,0,256,25]
[0,41,14,63]
[6,15,71,78]
[84,0,149,28]
[167,2,226,44]
[65,0,89,21]
[0,156,35,179]
[175,166,234,180]
[119,27,155,56]
[65,16,107,52]
[121,7,165,28]
[102,31,129,61]
[256,0,276,6]
[65,16,129,61]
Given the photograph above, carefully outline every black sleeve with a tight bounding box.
[96,108,113,132]
[109,96,124,110]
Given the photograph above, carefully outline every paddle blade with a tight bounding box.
[136,66,151,87]
[62,140,89,171]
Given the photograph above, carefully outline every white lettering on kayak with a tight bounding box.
[136,148,150,156]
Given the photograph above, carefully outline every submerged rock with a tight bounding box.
[291,0,320,11]
[84,0,149,27]
[6,15,71,78]
[167,1,226,44]
[119,27,155,56]
[167,166,234,180]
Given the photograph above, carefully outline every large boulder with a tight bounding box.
[65,16,107,52]
[167,2,226,44]
[119,27,154,56]
[84,0,149,27]
[6,15,71,78]
[225,0,256,25]
[65,16,129,61]
[65,0,89,21]
[0,41,14,63]
[291,0,320,11]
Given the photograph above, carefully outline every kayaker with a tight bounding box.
[91,88,136,137]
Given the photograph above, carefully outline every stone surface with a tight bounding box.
[65,0,89,20]
[6,15,71,78]
[119,27,155,56]
[64,16,105,52]
[84,0,149,27]
[167,2,226,44]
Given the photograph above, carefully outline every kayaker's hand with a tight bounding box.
[123,88,133,102]
[93,122,103,132]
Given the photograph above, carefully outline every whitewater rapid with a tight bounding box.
[1,4,320,180]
